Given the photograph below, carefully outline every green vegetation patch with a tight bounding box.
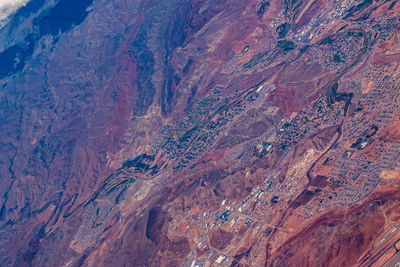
[276,23,291,39]
[306,190,314,195]
[276,40,295,52]
[347,30,364,38]
[388,0,397,10]
[351,137,363,148]
[333,54,343,63]
[319,36,335,45]
[337,24,348,33]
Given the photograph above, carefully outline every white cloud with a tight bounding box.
[0,0,30,22]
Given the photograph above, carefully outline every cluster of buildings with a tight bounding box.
[153,83,271,172]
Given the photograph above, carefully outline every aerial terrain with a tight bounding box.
[0,0,399,266]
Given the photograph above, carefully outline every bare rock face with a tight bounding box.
[0,0,400,266]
